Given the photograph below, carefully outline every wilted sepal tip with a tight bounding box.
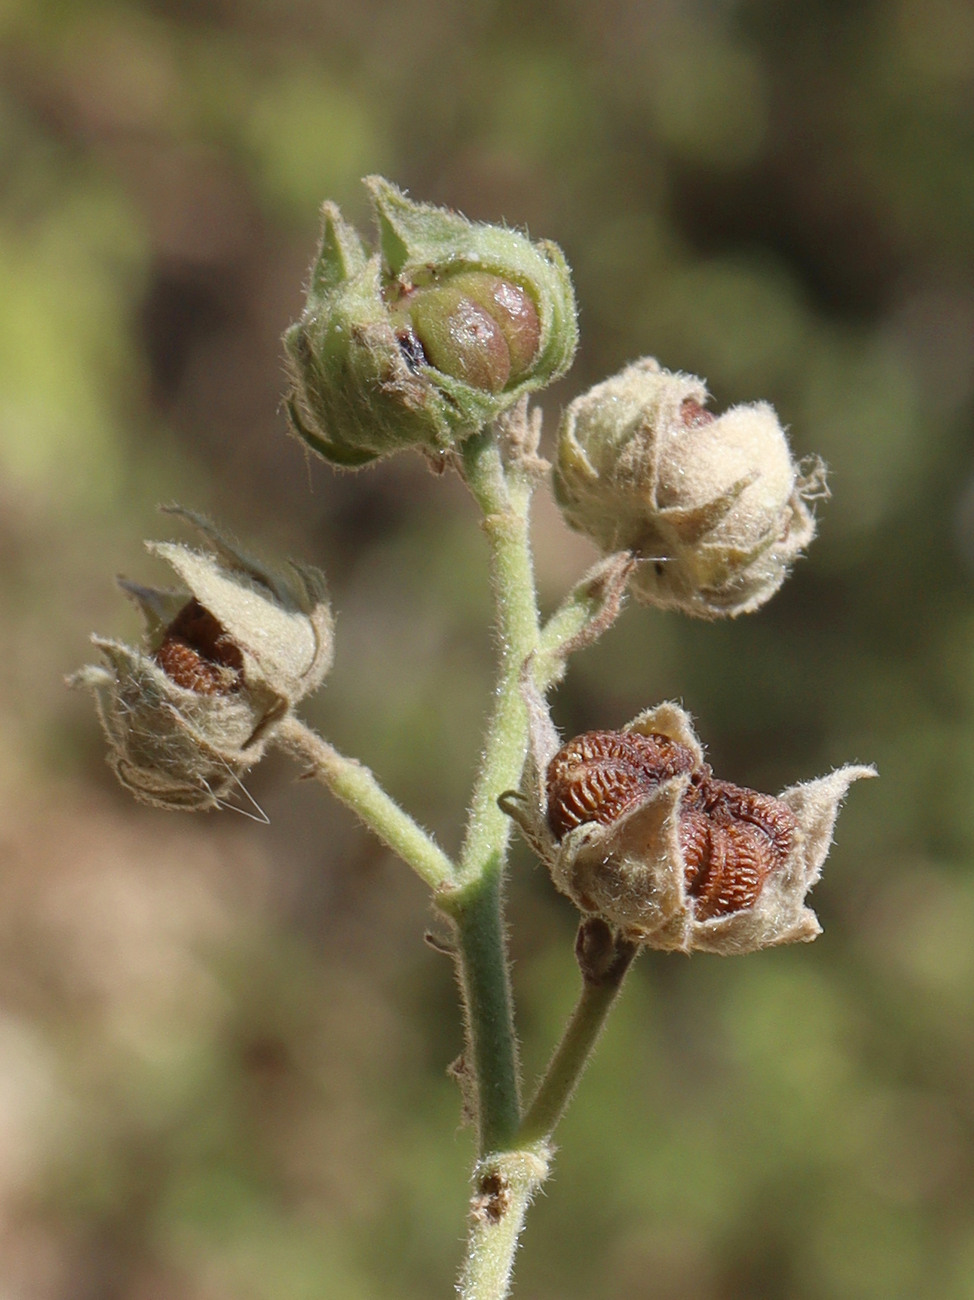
[284,176,577,467]
[554,357,826,618]
[69,508,333,813]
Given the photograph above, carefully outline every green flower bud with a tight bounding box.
[554,358,826,618]
[70,508,333,812]
[283,176,577,467]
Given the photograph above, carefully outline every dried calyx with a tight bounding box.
[554,357,826,618]
[70,508,333,812]
[503,690,874,955]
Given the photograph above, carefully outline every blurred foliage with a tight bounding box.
[1,0,974,1295]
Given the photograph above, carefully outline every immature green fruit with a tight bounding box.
[554,358,826,618]
[284,177,577,467]
[394,271,542,394]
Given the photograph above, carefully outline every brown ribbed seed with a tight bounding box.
[679,775,797,920]
[154,598,244,695]
[546,730,697,840]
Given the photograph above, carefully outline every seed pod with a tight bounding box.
[283,177,577,467]
[70,508,333,812]
[501,691,875,955]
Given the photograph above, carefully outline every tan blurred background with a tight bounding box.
[2,0,974,1295]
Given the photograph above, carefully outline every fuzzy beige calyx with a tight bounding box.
[70,508,333,813]
[553,357,826,618]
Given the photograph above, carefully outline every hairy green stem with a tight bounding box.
[437,428,541,1160]
[278,428,637,1300]
[273,716,456,892]
[519,922,639,1144]
[436,427,545,1298]
[442,869,521,1152]
[457,1147,551,1300]
[456,429,540,893]
[453,919,637,1298]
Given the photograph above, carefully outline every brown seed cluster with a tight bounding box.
[154,598,244,695]
[545,730,797,921]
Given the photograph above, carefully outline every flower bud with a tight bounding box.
[553,358,825,618]
[501,690,874,955]
[284,176,577,467]
[70,508,333,812]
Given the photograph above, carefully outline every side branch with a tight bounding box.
[274,715,456,893]
[518,919,639,1145]
[535,551,634,691]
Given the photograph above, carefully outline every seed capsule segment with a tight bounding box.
[679,776,798,920]
[154,598,244,696]
[546,729,696,839]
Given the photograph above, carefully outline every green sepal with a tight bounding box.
[309,202,368,298]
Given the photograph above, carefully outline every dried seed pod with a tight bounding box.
[553,357,826,618]
[544,730,796,922]
[70,508,333,812]
[503,691,875,954]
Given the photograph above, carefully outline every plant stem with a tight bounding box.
[273,715,456,893]
[534,552,634,691]
[456,429,540,893]
[437,426,545,1299]
[456,1146,551,1300]
[437,427,541,1163]
[454,921,638,1298]
[519,921,639,1145]
[280,424,636,1298]
[444,870,522,1152]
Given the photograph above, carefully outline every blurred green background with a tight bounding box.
[2,0,973,1295]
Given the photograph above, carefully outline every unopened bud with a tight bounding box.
[284,177,577,467]
[554,358,825,618]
